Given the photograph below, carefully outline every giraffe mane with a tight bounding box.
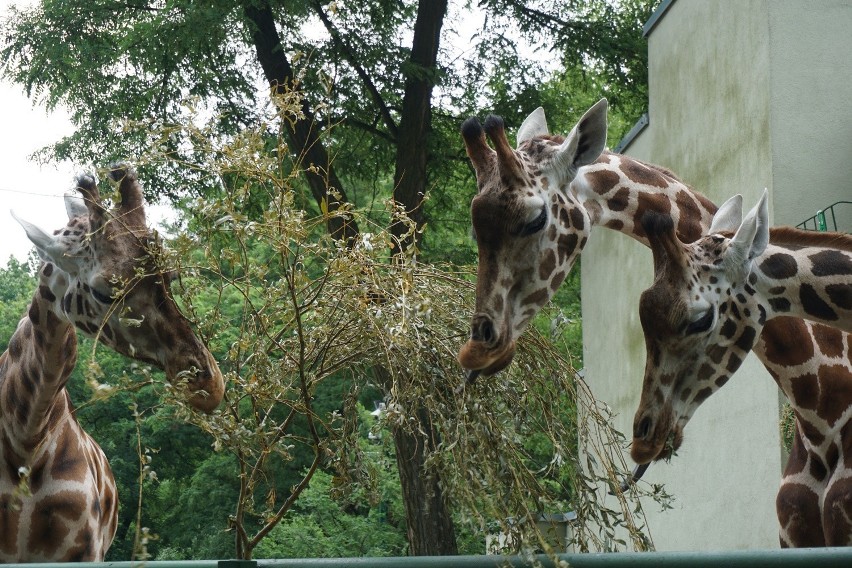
[634,158,684,184]
[769,226,852,252]
[529,132,688,187]
[532,129,682,176]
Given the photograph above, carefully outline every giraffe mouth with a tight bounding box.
[166,353,225,413]
[630,415,683,465]
[456,339,516,383]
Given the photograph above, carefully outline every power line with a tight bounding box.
[0,187,66,198]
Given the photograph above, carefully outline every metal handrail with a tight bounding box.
[796,200,851,232]
[8,549,852,568]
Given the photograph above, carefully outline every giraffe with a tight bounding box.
[0,165,224,562]
[632,191,852,545]
[456,99,852,546]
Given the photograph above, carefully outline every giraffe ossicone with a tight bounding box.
[1,165,223,561]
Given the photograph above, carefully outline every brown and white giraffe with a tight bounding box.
[632,191,852,545]
[456,99,852,546]
[0,166,224,562]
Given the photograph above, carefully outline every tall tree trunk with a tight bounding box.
[247,0,457,555]
[391,0,448,251]
[393,406,458,555]
[242,0,358,243]
[389,0,457,556]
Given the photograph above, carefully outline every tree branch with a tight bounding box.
[310,0,399,140]
[241,0,359,243]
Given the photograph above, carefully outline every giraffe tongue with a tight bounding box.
[611,462,651,494]
[454,369,482,394]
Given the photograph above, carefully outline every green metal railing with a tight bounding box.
[9,549,852,568]
[796,200,851,232]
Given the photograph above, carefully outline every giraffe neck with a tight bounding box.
[754,318,852,547]
[570,151,717,244]
[573,150,852,545]
[0,262,118,562]
[1,262,77,450]
[753,319,848,443]
[752,230,852,331]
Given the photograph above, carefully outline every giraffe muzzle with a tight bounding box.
[457,313,517,378]
[630,409,682,464]
[470,314,497,346]
[166,350,225,413]
[456,337,516,379]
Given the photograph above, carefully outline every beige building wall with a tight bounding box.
[581,0,852,551]
[767,1,852,231]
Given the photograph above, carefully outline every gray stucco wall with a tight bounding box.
[767,1,852,231]
[579,0,852,550]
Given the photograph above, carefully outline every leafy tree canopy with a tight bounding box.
[0,0,662,558]
[1,0,653,257]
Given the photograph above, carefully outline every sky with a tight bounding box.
[0,70,77,263]
[0,0,174,265]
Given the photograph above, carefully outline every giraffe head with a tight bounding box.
[12,165,224,412]
[457,100,608,380]
[630,192,773,464]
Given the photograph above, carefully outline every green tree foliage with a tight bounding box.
[0,256,36,351]
[1,0,661,558]
[1,0,653,255]
[254,412,409,559]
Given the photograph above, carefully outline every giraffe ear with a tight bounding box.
[11,211,76,271]
[727,189,770,268]
[552,98,608,175]
[516,107,549,146]
[64,193,88,219]
[708,194,743,234]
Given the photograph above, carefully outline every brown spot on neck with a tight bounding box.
[674,191,710,243]
[585,169,620,195]
[816,364,852,426]
[634,193,673,240]
[621,158,671,188]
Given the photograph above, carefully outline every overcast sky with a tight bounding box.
[0,0,176,265]
[0,71,77,263]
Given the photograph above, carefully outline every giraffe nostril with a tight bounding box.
[634,416,653,440]
[471,317,495,345]
[481,322,494,344]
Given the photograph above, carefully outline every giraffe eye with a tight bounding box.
[684,309,714,335]
[520,207,547,236]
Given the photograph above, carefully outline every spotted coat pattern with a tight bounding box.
[457,102,852,547]
[634,196,852,546]
[0,166,224,561]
